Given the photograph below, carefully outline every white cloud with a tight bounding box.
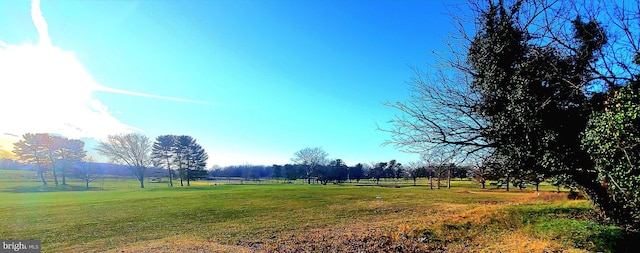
[0,0,135,141]
[95,85,213,105]
[31,0,51,46]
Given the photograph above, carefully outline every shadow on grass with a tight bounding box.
[509,203,639,252]
[2,184,102,193]
[591,228,640,253]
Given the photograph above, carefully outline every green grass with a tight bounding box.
[0,169,629,252]
[506,202,630,252]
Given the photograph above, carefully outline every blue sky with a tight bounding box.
[0,0,465,166]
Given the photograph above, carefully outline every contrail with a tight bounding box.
[94,85,213,105]
[29,0,213,106]
[31,0,51,46]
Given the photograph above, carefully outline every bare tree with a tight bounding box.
[12,133,86,186]
[292,147,328,184]
[421,149,458,189]
[52,137,86,185]
[43,136,60,186]
[74,156,100,189]
[95,133,152,188]
[13,133,50,185]
[516,0,639,90]
[382,67,491,164]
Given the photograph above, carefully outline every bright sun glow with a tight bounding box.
[0,0,210,153]
[0,0,134,141]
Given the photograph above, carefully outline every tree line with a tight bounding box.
[8,138,481,189]
[10,132,208,189]
[211,161,470,187]
[208,147,471,187]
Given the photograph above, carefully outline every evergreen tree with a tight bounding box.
[152,135,178,187]
[174,135,208,186]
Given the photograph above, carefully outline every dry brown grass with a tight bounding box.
[110,236,252,253]
[241,191,587,253]
[514,191,569,204]
[471,231,587,253]
[51,187,596,253]
[234,193,586,253]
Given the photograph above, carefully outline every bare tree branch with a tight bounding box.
[96,133,151,188]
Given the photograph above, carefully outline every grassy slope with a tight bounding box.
[0,169,627,252]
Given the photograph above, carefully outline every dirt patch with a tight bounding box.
[477,200,505,205]
[249,224,442,252]
[515,191,569,204]
[443,205,506,226]
[110,236,251,253]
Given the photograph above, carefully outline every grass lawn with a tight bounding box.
[0,169,631,252]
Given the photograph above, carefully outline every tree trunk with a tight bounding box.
[447,168,451,189]
[187,178,190,186]
[168,168,173,187]
[413,177,417,186]
[481,181,486,189]
[167,157,173,187]
[136,167,145,188]
[505,173,510,192]
[38,171,47,185]
[62,169,67,185]
[430,176,433,190]
[48,154,59,186]
[86,179,90,189]
[535,182,539,192]
[52,166,59,186]
[571,171,635,227]
[137,169,145,188]
[180,177,184,186]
